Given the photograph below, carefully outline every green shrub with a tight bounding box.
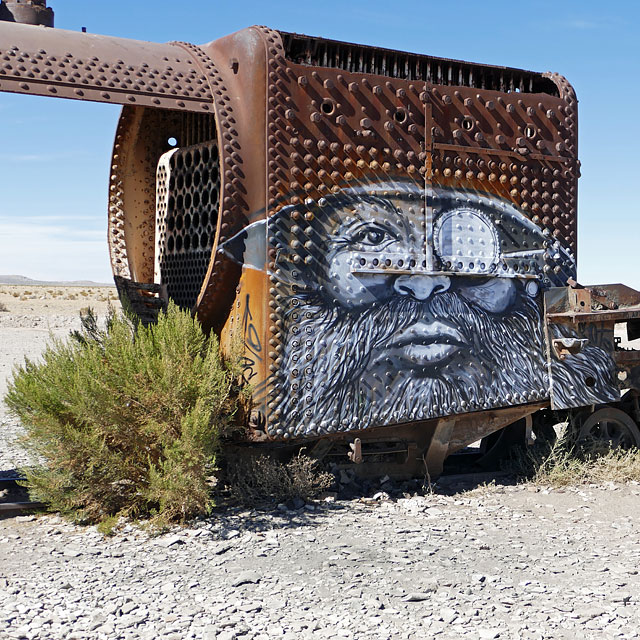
[4,303,243,526]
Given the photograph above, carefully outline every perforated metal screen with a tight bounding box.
[155,141,221,309]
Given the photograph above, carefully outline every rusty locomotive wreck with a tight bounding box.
[1,15,639,476]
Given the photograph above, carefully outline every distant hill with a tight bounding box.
[0,275,115,287]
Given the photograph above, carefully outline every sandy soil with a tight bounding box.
[0,285,121,469]
[0,284,119,318]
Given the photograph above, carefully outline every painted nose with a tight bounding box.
[393,274,451,300]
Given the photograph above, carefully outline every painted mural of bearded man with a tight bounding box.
[224,182,617,439]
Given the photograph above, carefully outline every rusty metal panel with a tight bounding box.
[429,78,578,260]
[217,29,581,441]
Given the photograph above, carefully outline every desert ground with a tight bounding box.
[1,285,640,639]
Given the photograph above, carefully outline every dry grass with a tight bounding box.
[533,444,640,486]
[505,425,640,487]
[225,453,334,506]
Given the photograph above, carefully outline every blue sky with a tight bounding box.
[0,0,638,287]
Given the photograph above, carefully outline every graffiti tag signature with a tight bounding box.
[242,294,262,382]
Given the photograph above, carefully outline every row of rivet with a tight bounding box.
[0,42,214,109]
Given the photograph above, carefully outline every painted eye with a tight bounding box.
[352,226,390,246]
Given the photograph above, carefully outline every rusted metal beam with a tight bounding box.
[547,307,640,324]
[0,22,215,112]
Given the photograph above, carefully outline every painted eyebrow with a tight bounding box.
[329,195,399,219]
[339,219,399,239]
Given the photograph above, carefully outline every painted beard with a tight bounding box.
[272,287,549,438]
[549,323,618,408]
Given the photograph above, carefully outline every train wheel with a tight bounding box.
[577,407,640,450]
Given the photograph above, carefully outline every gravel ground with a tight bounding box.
[1,288,640,639]
[2,485,640,639]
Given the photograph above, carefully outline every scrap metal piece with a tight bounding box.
[0,0,53,27]
[348,438,363,464]
[5,21,636,473]
[552,337,588,360]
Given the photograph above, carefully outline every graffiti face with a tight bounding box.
[223,182,616,439]
[263,184,559,438]
[321,198,522,374]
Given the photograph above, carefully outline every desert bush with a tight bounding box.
[224,452,334,506]
[5,303,244,526]
[0,301,8,312]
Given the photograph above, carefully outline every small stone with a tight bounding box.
[231,571,261,587]
[404,592,432,602]
[161,534,185,548]
[214,542,233,555]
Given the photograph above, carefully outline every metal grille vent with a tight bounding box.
[280,31,559,96]
[173,112,217,148]
[155,141,221,310]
